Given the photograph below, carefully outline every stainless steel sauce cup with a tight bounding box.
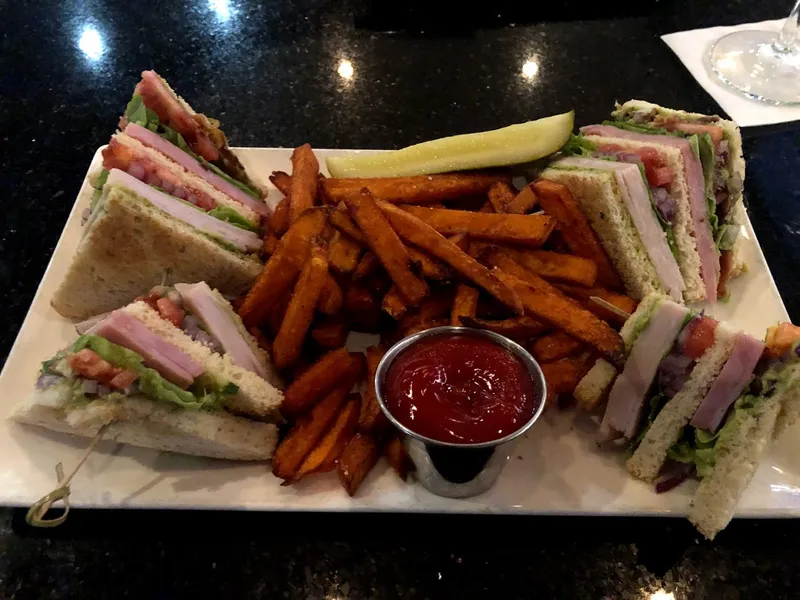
[374,326,547,499]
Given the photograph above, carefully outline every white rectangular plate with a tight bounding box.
[1,147,798,517]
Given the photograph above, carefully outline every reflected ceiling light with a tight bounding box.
[78,25,104,61]
[209,0,233,21]
[337,59,354,80]
[521,59,539,80]
[649,590,675,600]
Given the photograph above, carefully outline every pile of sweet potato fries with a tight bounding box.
[235,143,637,496]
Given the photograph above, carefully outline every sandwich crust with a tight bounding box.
[52,186,261,320]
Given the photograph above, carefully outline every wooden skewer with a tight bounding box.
[26,424,110,528]
[589,296,632,321]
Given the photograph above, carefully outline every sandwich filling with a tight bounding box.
[75,283,270,380]
[121,70,263,198]
[35,316,242,419]
[552,155,685,300]
[601,299,691,439]
[580,124,721,302]
[86,169,262,253]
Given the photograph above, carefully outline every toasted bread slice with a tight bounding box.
[52,186,261,320]
[540,167,664,300]
[582,136,706,303]
[11,382,278,461]
[687,393,781,539]
[627,323,738,482]
[574,293,668,411]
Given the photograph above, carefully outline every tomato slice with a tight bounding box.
[667,122,724,147]
[682,316,718,359]
[156,297,185,328]
[597,143,624,153]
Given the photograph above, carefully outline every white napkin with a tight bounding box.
[662,19,800,127]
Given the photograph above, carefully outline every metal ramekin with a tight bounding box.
[374,326,547,498]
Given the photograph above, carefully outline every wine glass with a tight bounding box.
[709,1,800,105]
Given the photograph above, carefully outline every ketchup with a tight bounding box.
[383,334,538,444]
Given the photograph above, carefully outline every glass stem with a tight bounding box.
[777,0,800,51]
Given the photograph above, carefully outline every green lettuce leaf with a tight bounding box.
[71,335,236,410]
[560,134,597,157]
[628,393,670,454]
[207,206,259,232]
[601,120,685,137]
[123,95,261,200]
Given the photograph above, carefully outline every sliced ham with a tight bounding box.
[581,125,719,302]
[135,70,220,163]
[124,123,269,217]
[690,333,765,432]
[102,169,261,252]
[89,311,204,389]
[174,282,268,379]
[601,300,690,439]
[554,156,684,300]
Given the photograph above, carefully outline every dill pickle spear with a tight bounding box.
[326,110,574,178]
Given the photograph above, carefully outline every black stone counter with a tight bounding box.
[2,0,800,597]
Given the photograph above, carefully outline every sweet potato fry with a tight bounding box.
[328,231,362,274]
[268,196,289,237]
[323,173,511,205]
[273,245,331,370]
[544,229,572,254]
[487,181,516,213]
[501,248,598,287]
[337,433,380,497]
[293,393,362,481]
[239,207,329,328]
[363,270,392,298]
[532,179,623,290]
[451,284,479,325]
[449,233,470,252]
[384,433,415,481]
[765,322,800,358]
[265,294,291,337]
[269,171,292,196]
[289,144,320,223]
[458,315,548,340]
[282,348,364,418]
[554,284,638,327]
[408,246,451,281]
[352,252,380,282]
[540,353,594,408]
[382,286,408,320]
[481,247,575,303]
[400,205,555,247]
[494,270,625,369]
[507,184,538,214]
[528,331,584,362]
[404,318,448,338]
[346,190,429,306]
[310,315,349,348]
[358,344,390,434]
[262,231,279,258]
[317,273,344,316]
[273,380,355,481]
[417,289,455,321]
[345,284,382,333]
[330,207,366,244]
[379,202,522,314]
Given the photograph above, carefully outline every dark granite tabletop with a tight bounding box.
[2,0,800,597]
